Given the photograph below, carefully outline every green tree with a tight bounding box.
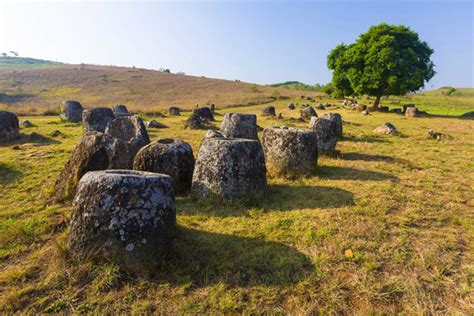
[327,23,435,109]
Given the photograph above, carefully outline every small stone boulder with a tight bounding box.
[21,119,34,128]
[60,101,83,122]
[300,106,317,120]
[82,107,115,132]
[261,106,276,117]
[192,137,267,200]
[0,111,19,142]
[112,105,129,115]
[320,113,343,138]
[68,170,175,273]
[105,115,150,166]
[169,107,181,116]
[184,113,202,129]
[262,126,318,177]
[288,103,296,110]
[426,129,446,140]
[309,117,338,156]
[220,113,258,139]
[146,120,166,129]
[405,107,420,118]
[356,104,367,112]
[373,122,398,135]
[193,107,214,121]
[54,132,130,199]
[133,139,195,194]
[316,103,326,110]
[361,110,369,115]
[403,104,415,114]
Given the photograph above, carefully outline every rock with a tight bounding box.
[193,107,214,121]
[316,103,326,110]
[220,113,258,139]
[426,129,445,140]
[320,113,343,138]
[309,117,338,156]
[288,103,295,110]
[460,111,474,118]
[378,106,389,112]
[146,120,166,129]
[184,113,202,129]
[192,136,267,200]
[105,115,150,166]
[300,106,317,120]
[21,119,33,128]
[361,110,369,115]
[356,104,367,112]
[133,139,195,194]
[373,122,398,135]
[391,108,402,114]
[205,130,224,139]
[261,106,276,117]
[60,101,83,122]
[54,132,131,199]
[68,170,175,273]
[405,107,420,118]
[403,104,415,114]
[210,104,215,113]
[112,105,129,115]
[169,107,181,116]
[277,113,284,120]
[50,130,63,137]
[262,126,318,177]
[0,111,19,142]
[82,107,115,132]
[256,125,264,132]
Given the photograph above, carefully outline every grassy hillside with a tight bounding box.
[270,81,326,92]
[0,63,322,114]
[0,98,472,313]
[0,57,62,69]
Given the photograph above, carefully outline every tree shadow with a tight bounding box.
[177,185,354,217]
[317,165,398,181]
[342,135,389,143]
[338,152,396,162]
[152,226,314,287]
[0,162,22,184]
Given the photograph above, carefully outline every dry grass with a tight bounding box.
[0,97,473,314]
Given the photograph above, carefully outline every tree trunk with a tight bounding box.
[372,95,382,110]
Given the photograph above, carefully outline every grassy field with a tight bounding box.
[0,97,473,314]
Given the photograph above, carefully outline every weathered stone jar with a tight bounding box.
[82,107,115,132]
[220,113,258,139]
[68,170,176,273]
[0,110,20,142]
[133,139,195,194]
[320,112,343,138]
[261,106,276,117]
[309,117,339,156]
[300,106,317,120]
[112,105,129,115]
[192,136,267,200]
[60,100,83,122]
[262,126,318,177]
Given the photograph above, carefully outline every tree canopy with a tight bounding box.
[327,23,435,109]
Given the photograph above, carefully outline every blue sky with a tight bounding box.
[0,1,472,88]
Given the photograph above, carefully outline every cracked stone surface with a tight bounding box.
[262,126,318,177]
[192,136,267,200]
[0,110,19,142]
[82,107,115,133]
[133,138,195,194]
[320,112,343,138]
[68,170,176,273]
[112,105,129,115]
[193,107,214,121]
[60,101,83,122]
[309,117,338,156]
[220,113,258,139]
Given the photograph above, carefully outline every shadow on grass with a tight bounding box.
[339,152,397,162]
[318,165,398,181]
[342,135,389,143]
[177,185,354,217]
[0,132,60,147]
[0,162,22,184]
[154,226,313,287]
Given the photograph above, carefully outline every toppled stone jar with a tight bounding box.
[262,126,318,177]
[68,170,176,273]
[192,136,267,200]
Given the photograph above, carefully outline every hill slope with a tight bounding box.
[0,57,62,69]
[0,62,321,114]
